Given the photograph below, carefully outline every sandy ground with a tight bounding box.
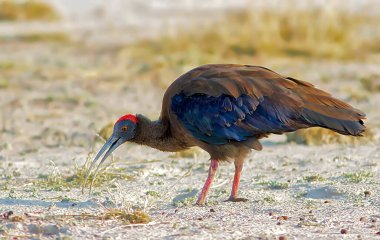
[0,40,379,239]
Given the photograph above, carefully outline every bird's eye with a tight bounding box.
[121,126,128,132]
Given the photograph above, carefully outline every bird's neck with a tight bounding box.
[131,114,187,152]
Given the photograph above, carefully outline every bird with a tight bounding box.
[83,64,366,205]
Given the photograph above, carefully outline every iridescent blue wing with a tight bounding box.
[171,93,303,145]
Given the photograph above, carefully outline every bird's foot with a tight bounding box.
[225,197,249,202]
[196,196,206,206]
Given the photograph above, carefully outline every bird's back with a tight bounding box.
[161,64,365,160]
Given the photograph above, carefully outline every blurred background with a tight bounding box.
[1,0,380,173]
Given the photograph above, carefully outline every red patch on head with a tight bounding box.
[116,114,138,124]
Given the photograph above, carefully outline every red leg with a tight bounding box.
[228,161,248,202]
[197,159,219,205]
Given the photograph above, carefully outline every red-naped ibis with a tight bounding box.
[83,64,365,205]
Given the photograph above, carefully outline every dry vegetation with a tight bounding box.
[119,7,380,87]
[286,127,374,145]
[33,153,134,191]
[0,0,59,21]
[102,209,151,224]
[360,74,380,93]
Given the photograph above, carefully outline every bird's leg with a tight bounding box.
[196,159,219,205]
[227,160,248,202]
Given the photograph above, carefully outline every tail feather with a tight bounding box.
[304,103,364,121]
[300,106,365,136]
[287,77,366,136]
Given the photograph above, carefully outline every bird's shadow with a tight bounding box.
[0,198,98,209]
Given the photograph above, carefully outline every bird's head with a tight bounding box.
[83,114,138,192]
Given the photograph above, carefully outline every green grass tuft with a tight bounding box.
[303,174,326,182]
[263,196,276,203]
[342,171,374,183]
[146,190,161,198]
[0,78,9,89]
[268,181,289,190]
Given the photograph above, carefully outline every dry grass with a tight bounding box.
[0,78,9,89]
[98,123,114,140]
[35,154,134,191]
[17,32,69,42]
[0,32,70,43]
[360,74,380,93]
[102,209,151,224]
[120,7,380,87]
[171,148,200,159]
[286,128,374,146]
[0,61,15,70]
[0,1,59,21]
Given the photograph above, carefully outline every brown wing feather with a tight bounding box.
[162,64,365,137]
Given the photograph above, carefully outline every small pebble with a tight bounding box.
[276,222,281,225]
[341,229,347,234]
[210,208,215,213]
[269,212,274,216]
[279,236,287,240]
[277,216,289,221]
[2,210,13,219]
[371,219,377,223]
[309,210,313,213]
[324,200,331,203]
[376,231,380,235]
[359,217,366,222]
[364,190,371,197]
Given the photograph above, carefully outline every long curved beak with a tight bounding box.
[82,134,124,194]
